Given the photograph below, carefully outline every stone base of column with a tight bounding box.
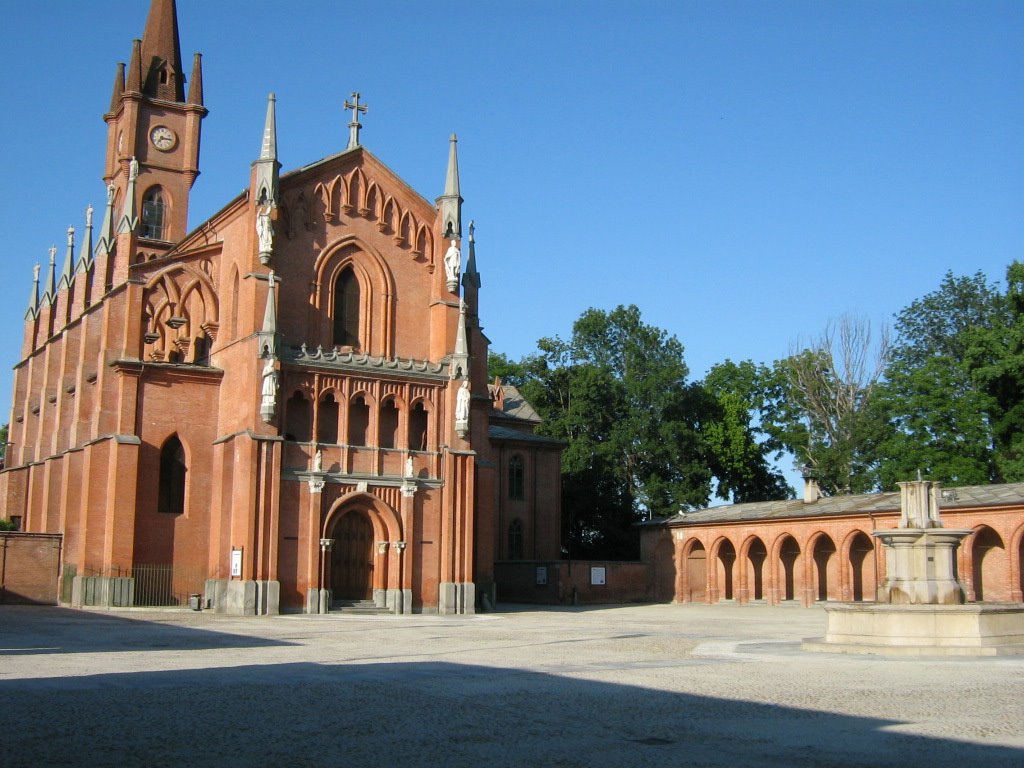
[438,581,476,615]
[70,575,134,607]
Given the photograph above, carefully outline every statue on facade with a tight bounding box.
[257,205,274,262]
[444,239,461,290]
[260,359,278,423]
[455,378,470,435]
[313,447,323,473]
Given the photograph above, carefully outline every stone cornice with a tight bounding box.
[282,344,450,381]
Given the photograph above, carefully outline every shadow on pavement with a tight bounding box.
[0,658,1020,768]
[0,605,295,655]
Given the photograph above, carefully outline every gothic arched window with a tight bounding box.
[158,435,187,515]
[141,187,166,240]
[508,519,524,561]
[332,268,360,348]
[286,392,312,442]
[379,398,399,449]
[348,395,369,446]
[508,455,525,501]
[409,402,428,451]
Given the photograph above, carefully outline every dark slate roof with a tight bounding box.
[490,384,541,423]
[655,482,1024,527]
[488,425,564,446]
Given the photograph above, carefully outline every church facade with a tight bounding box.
[1,0,562,614]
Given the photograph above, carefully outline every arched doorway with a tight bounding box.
[717,539,736,601]
[779,536,800,602]
[331,511,375,601]
[847,532,875,602]
[746,537,767,601]
[686,541,706,602]
[971,526,1005,602]
[812,534,837,602]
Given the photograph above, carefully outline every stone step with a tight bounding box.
[332,599,391,615]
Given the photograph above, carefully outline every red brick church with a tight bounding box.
[1,0,562,614]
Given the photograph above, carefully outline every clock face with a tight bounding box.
[150,126,176,151]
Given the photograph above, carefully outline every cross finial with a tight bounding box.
[344,92,368,149]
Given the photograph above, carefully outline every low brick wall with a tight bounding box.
[495,560,653,605]
[0,532,62,605]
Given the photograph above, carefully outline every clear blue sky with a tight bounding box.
[2,1,1022,474]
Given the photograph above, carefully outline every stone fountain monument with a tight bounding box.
[805,479,1024,656]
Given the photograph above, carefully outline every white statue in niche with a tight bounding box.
[313,448,323,473]
[257,205,274,254]
[405,456,415,477]
[260,359,278,422]
[455,378,470,425]
[444,239,461,286]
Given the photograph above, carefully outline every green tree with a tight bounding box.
[507,305,709,559]
[874,269,1006,487]
[701,360,792,502]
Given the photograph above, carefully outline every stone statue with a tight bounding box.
[313,448,323,473]
[260,359,278,422]
[257,206,274,254]
[129,157,139,180]
[405,456,414,477]
[444,239,461,286]
[455,378,470,424]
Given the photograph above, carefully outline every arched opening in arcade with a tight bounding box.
[716,539,736,601]
[847,531,876,602]
[685,541,706,603]
[812,534,837,602]
[745,536,767,601]
[971,525,1006,602]
[779,535,800,602]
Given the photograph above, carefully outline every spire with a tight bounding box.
[462,220,481,290]
[187,52,204,106]
[78,206,94,274]
[96,184,116,258]
[260,93,278,161]
[140,0,185,102]
[108,62,125,114]
[41,247,57,307]
[257,271,279,359]
[451,300,469,380]
[117,159,140,235]
[59,226,76,291]
[253,93,281,208]
[438,133,463,239]
[126,39,143,93]
[25,264,40,321]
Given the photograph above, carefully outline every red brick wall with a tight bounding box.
[0,533,62,604]
[496,560,652,605]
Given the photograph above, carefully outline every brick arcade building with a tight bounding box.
[0,0,562,614]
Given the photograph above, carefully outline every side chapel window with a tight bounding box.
[141,187,166,240]
[158,435,187,514]
[333,268,360,348]
[508,519,524,560]
[508,455,525,501]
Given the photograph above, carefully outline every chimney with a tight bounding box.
[801,466,820,504]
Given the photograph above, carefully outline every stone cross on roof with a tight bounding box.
[345,92,368,150]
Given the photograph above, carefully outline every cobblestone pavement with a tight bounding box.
[1,603,1021,767]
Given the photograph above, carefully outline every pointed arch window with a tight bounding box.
[142,187,166,240]
[379,398,399,449]
[508,519,524,561]
[332,268,360,348]
[158,435,187,515]
[348,395,369,447]
[409,402,428,451]
[508,455,525,501]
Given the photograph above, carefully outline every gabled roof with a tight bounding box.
[489,383,541,424]
[654,482,1024,527]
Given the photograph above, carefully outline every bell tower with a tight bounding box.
[102,0,206,252]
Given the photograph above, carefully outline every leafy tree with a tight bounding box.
[873,269,1006,487]
[701,360,792,502]
[501,305,708,559]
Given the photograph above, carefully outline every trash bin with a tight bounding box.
[189,593,202,611]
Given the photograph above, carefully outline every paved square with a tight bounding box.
[1,603,1021,767]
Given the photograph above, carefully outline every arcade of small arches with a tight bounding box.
[655,522,1024,606]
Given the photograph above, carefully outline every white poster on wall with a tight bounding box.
[590,566,606,586]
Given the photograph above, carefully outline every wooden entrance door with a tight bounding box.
[331,512,374,600]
